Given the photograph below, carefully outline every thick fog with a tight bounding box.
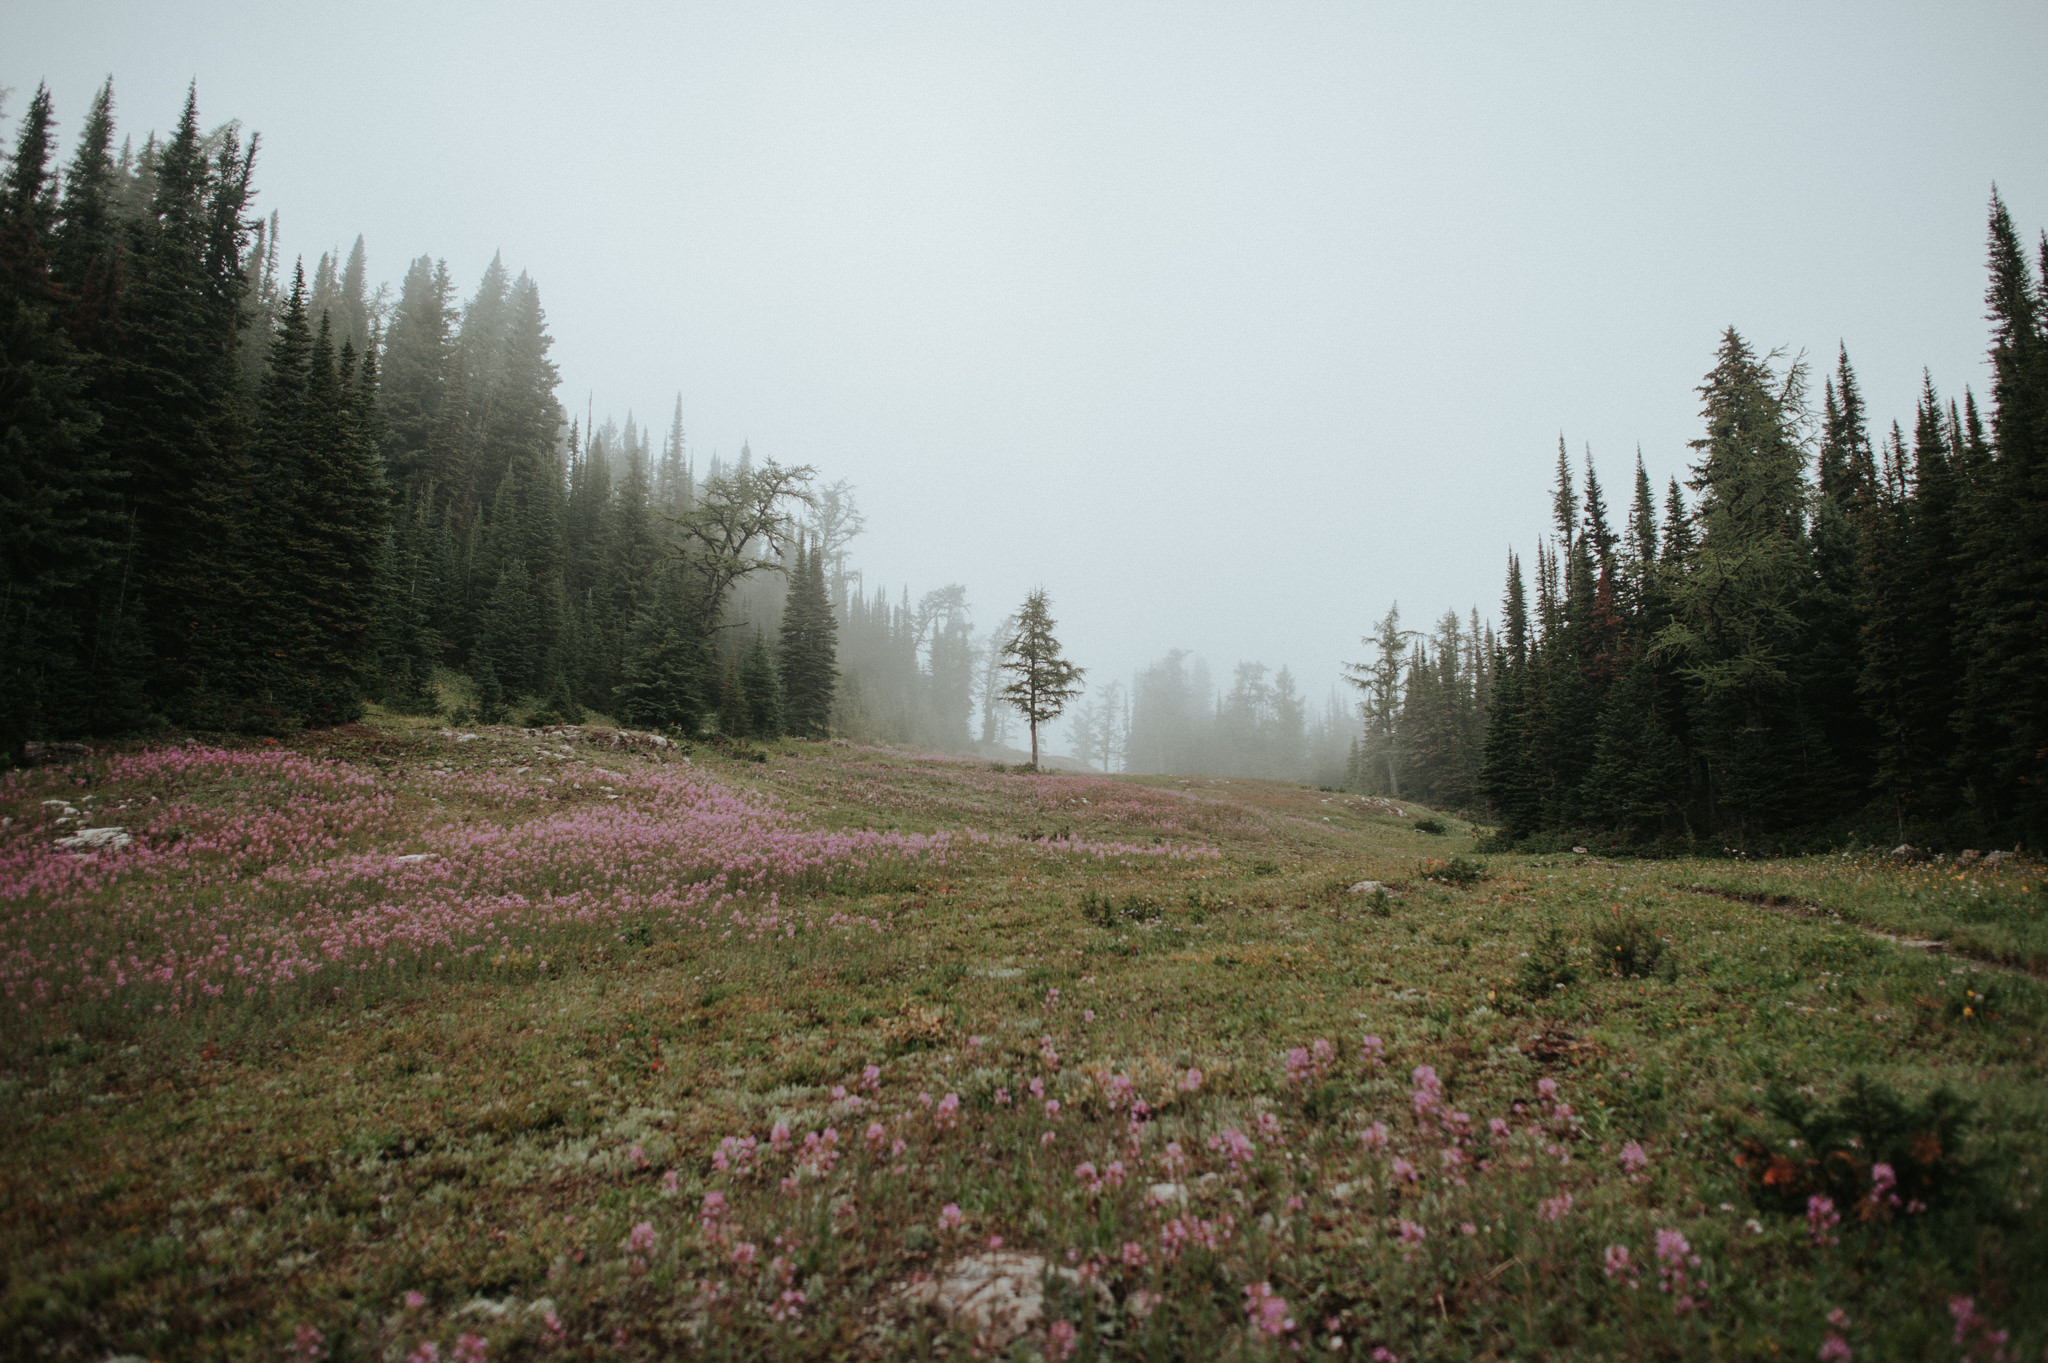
[13,1,2047,758]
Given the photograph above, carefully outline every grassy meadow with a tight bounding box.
[2,717,2043,1360]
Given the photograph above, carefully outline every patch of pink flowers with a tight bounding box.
[1,745,964,1020]
[1243,1281,1296,1338]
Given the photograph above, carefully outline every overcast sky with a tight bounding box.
[12,1,2048,741]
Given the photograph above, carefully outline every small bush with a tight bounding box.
[1414,816,1449,835]
[1735,1074,1979,1217]
[1250,858,1280,876]
[1424,855,1489,886]
[1589,911,1674,979]
[1367,887,1394,918]
[1079,891,1160,929]
[1516,926,1576,999]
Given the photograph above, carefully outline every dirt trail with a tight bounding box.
[1678,882,2043,979]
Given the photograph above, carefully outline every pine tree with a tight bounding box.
[1659,329,1831,842]
[779,538,837,736]
[741,628,783,738]
[616,566,705,732]
[999,589,1085,768]
[379,255,453,492]
[1952,190,2048,843]
[0,85,113,754]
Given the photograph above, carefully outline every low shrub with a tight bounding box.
[1735,1074,1979,1218]
[1589,910,1675,980]
[1516,925,1576,999]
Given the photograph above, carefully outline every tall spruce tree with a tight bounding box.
[779,538,837,737]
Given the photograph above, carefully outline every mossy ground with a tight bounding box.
[2,716,2042,1359]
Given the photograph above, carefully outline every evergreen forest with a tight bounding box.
[4,82,2046,853]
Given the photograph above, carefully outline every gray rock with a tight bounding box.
[57,826,130,852]
[897,1251,1111,1352]
[22,740,92,765]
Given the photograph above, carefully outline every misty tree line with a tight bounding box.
[0,82,1013,755]
[1346,194,2047,851]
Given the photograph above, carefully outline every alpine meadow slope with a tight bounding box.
[2,717,2042,1358]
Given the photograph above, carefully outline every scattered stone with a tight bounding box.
[57,826,130,853]
[392,853,437,865]
[1347,880,1385,895]
[896,1251,1111,1353]
[1571,846,1590,854]
[458,1295,519,1319]
[597,728,672,752]
[1983,850,2013,868]
[22,740,92,766]
[1959,849,1982,865]
[1889,844,1925,862]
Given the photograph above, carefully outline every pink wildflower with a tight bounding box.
[1391,1157,1418,1183]
[1868,1162,1899,1209]
[1209,1127,1258,1169]
[1047,1318,1078,1359]
[1121,1240,1148,1268]
[1359,1035,1385,1067]
[939,1203,964,1232]
[1411,1065,1442,1119]
[1538,1191,1574,1221]
[1179,1067,1203,1093]
[1361,1121,1390,1150]
[770,1121,791,1152]
[862,1064,882,1092]
[865,1120,887,1151]
[403,1290,428,1310]
[292,1324,329,1362]
[1489,1117,1512,1141]
[407,1345,439,1363]
[1620,1141,1649,1179]
[1396,1219,1427,1251]
[452,1336,487,1363]
[1536,1077,1558,1101]
[934,1092,961,1131]
[1603,1244,1638,1288]
[1243,1281,1296,1338]
[1807,1194,1841,1245]
[731,1241,759,1272]
[625,1221,657,1258]
[662,1168,680,1195]
[1818,1334,1851,1362]
[1654,1228,1704,1313]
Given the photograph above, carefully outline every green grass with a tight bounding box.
[1,717,2042,1359]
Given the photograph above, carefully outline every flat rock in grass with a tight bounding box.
[22,740,91,765]
[57,826,129,852]
[1347,880,1385,895]
[895,1251,1109,1352]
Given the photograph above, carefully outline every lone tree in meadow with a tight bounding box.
[999,590,1085,769]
